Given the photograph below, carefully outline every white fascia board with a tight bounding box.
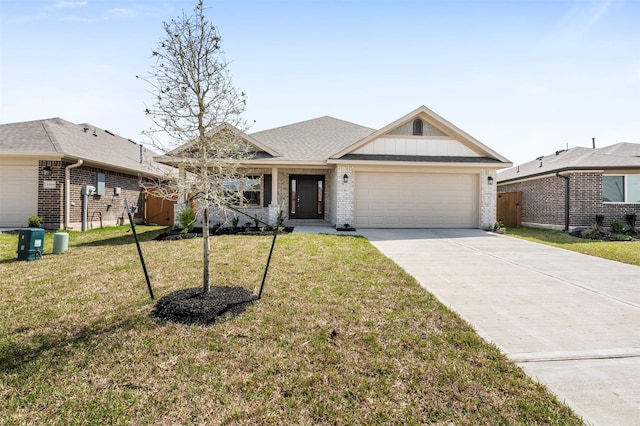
[328,159,512,168]
[0,152,63,160]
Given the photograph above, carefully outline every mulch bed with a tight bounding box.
[152,286,257,325]
[569,229,639,241]
[154,226,294,241]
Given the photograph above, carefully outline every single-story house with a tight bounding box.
[157,106,512,229]
[497,142,640,231]
[0,117,174,230]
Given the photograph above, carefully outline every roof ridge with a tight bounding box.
[251,115,374,135]
[40,119,65,154]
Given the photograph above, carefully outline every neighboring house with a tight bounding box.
[497,142,640,231]
[0,118,174,230]
[157,106,512,229]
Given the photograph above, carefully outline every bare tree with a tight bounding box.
[139,0,251,293]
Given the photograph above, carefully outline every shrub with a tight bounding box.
[177,207,196,233]
[231,216,239,229]
[610,219,625,234]
[608,232,632,241]
[27,215,43,228]
[580,226,600,239]
[626,214,637,233]
[594,215,605,228]
[492,220,506,233]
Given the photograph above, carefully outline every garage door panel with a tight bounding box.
[0,162,39,227]
[355,172,478,228]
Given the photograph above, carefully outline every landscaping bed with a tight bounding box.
[152,286,257,325]
[154,225,294,241]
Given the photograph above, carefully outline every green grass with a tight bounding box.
[505,227,640,266]
[0,226,582,425]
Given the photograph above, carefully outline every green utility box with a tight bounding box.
[17,228,45,261]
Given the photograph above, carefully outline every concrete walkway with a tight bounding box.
[358,228,640,426]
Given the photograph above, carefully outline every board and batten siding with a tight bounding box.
[353,137,481,157]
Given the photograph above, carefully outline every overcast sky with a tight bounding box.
[1,0,639,166]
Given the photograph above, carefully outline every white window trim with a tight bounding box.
[602,174,640,204]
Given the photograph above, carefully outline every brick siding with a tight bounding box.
[37,160,146,230]
[38,160,65,229]
[499,171,640,230]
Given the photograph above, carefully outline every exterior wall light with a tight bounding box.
[487,176,494,185]
[343,173,349,183]
[43,166,52,177]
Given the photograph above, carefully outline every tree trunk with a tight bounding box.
[202,206,210,293]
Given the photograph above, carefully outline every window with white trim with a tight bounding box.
[602,174,640,203]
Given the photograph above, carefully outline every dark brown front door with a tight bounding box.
[289,175,324,219]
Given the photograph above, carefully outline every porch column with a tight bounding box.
[270,167,278,206]
[268,167,280,225]
[177,165,187,204]
[336,165,355,228]
[480,169,497,229]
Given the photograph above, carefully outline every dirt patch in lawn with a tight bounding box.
[152,286,257,325]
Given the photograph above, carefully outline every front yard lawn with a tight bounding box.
[0,226,581,424]
[505,227,640,267]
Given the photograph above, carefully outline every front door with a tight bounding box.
[289,175,324,219]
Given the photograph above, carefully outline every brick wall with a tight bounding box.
[499,175,567,228]
[568,172,603,227]
[38,160,65,229]
[603,203,640,227]
[66,164,144,230]
[499,171,640,230]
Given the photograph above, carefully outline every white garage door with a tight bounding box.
[0,159,39,227]
[355,172,478,228]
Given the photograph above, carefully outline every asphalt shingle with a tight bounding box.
[0,118,171,176]
[499,143,640,183]
[250,116,375,161]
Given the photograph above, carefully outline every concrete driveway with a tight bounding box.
[359,228,640,426]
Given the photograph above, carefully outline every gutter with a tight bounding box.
[64,159,83,229]
[556,171,570,231]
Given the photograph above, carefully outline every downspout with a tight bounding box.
[64,159,83,229]
[556,171,570,231]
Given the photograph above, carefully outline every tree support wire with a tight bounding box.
[125,199,155,300]
[224,205,282,299]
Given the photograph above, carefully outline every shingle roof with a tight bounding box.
[0,118,172,176]
[498,143,640,183]
[250,116,375,161]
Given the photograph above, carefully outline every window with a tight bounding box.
[603,175,640,203]
[412,119,423,136]
[224,175,261,206]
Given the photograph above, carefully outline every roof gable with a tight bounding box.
[163,123,281,159]
[330,105,511,164]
